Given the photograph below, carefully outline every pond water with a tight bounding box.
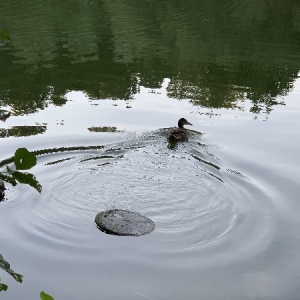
[1,1,300,299]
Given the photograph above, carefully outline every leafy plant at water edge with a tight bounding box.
[0,145,106,198]
[40,291,54,300]
[0,148,42,194]
[14,147,37,170]
[0,253,23,292]
[0,281,8,291]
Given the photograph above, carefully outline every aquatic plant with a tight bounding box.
[0,253,55,299]
[0,253,22,292]
[40,291,54,300]
[0,148,42,200]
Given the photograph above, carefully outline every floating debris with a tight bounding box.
[95,209,155,236]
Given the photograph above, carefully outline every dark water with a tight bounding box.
[1,0,300,116]
[1,1,300,299]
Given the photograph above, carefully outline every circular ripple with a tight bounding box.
[1,132,277,267]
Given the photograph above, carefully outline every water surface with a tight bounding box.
[1,1,300,299]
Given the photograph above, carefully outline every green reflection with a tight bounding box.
[0,110,11,121]
[0,0,299,115]
[88,126,120,132]
[0,30,10,39]
[0,126,47,138]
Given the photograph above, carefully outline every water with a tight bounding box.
[1,1,300,299]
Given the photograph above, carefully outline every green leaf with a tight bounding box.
[40,291,54,300]
[11,171,42,193]
[0,173,17,186]
[12,273,23,283]
[0,282,8,292]
[14,148,37,170]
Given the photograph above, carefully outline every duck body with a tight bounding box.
[167,118,192,143]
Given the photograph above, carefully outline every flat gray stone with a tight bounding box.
[95,209,155,236]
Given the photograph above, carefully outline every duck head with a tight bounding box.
[178,118,192,128]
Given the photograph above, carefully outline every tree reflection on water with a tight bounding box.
[0,0,299,115]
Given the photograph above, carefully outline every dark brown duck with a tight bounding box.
[167,118,192,142]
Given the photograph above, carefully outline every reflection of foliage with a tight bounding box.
[0,0,299,115]
[88,126,119,132]
[52,94,68,106]
[0,29,10,41]
[167,61,290,112]
[167,68,243,110]
[0,109,11,121]
[0,126,47,138]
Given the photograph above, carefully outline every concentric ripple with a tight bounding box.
[2,130,277,267]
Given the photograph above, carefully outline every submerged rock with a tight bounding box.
[95,209,155,236]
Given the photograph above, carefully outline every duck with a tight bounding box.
[167,118,192,143]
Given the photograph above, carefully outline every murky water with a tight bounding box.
[1,1,300,299]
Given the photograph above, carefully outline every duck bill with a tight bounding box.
[187,121,192,125]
